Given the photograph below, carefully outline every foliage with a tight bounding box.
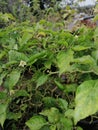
[0,0,62,22]
[0,10,98,130]
[74,80,98,124]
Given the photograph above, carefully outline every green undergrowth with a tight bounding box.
[0,19,98,130]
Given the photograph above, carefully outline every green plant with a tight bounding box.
[0,17,98,130]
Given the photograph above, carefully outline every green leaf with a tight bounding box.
[0,103,8,127]
[2,61,18,69]
[0,51,6,60]
[40,107,60,123]
[54,80,64,90]
[72,45,90,51]
[64,109,74,118]
[28,51,47,65]
[26,116,47,130]
[44,53,54,69]
[57,98,68,111]
[74,80,98,124]
[4,70,21,90]
[94,27,98,48]
[42,97,56,108]
[0,92,7,99]
[64,84,77,93]
[4,13,15,21]
[7,112,22,121]
[74,55,96,65]
[40,125,50,130]
[9,50,28,62]
[57,40,68,47]
[14,90,29,97]
[92,50,98,61]
[36,74,48,88]
[0,71,7,85]
[20,32,32,45]
[92,65,98,75]
[77,127,83,130]
[0,66,2,73]
[0,13,15,22]
[50,125,56,130]
[59,116,73,130]
[57,50,74,75]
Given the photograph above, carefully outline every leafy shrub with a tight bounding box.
[0,18,98,130]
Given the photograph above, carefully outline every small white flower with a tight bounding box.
[75,35,78,38]
[19,60,26,67]
[10,90,15,96]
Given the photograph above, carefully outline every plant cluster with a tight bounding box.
[0,12,98,130]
